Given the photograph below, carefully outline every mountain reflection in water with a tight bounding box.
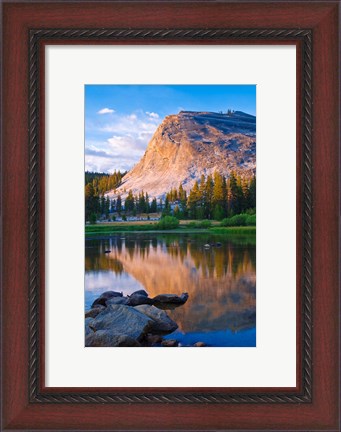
[85,233,256,347]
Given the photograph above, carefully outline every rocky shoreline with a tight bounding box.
[85,290,205,347]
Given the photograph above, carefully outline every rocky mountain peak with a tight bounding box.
[107,110,256,201]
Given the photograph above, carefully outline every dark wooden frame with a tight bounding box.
[1,1,339,431]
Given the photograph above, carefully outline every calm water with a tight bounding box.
[85,233,256,347]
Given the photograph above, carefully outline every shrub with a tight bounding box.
[245,214,256,226]
[187,221,197,228]
[197,219,212,229]
[221,214,249,227]
[157,216,179,230]
[187,220,212,229]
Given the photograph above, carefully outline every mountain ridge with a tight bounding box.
[107,110,256,201]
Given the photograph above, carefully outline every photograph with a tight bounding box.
[3,1,339,430]
[84,85,256,347]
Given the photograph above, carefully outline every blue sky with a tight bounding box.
[85,85,256,173]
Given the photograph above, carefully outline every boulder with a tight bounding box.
[145,334,163,346]
[90,304,154,341]
[135,305,178,334]
[91,291,123,308]
[152,293,189,306]
[99,290,123,299]
[85,317,94,336]
[85,305,105,318]
[93,303,106,309]
[127,295,153,307]
[85,330,141,347]
[106,297,130,306]
[130,289,149,298]
[161,339,178,347]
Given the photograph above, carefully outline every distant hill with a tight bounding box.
[107,110,256,200]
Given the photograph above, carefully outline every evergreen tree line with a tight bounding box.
[85,170,126,195]
[163,171,256,221]
[85,170,255,222]
[85,170,126,222]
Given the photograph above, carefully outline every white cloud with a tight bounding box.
[86,110,161,172]
[97,107,115,114]
[146,111,159,119]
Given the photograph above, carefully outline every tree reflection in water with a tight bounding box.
[85,233,256,347]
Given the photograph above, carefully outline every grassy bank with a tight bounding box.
[209,226,256,235]
[85,221,256,236]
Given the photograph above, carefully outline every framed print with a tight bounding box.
[1,1,339,431]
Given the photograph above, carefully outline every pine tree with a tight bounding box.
[145,192,150,213]
[204,175,214,219]
[99,195,106,215]
[85,183,96,221]
[212,171,224,219]
[163,196,171,216]
[105,196,110,217]
[116,195,122,214]
[110,199,116,213]
[246,175,256,210]
[150,198,157,213]
[229,172,244,215]
[125,190,135,212]
[178,183,186,201]
[187,181,200,219]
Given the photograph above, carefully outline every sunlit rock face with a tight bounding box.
[107,111,256,200]
[85,235,256,334]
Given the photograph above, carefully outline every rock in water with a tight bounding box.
[130,290,149,297]
[106,297,130,306]
[127,294,153,307]
[91,291,123,308]
[90,304,154,341]
[106,110,256,201]
[85,317,94,336]
[85,305,105,318]
[85,330,141,347]
[134,305,178,334]
[152,292,189,305]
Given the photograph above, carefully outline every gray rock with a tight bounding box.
[152,292,189,306]
[111,111,255,204]
[135,305,178,334]
[130,289,149,297]
[85,317,94,336]
[161,339,178,347]
[85,330,141,347]
[91,291,123,308]
[146,334,163,346]
[90,304,154,341]
[85,305,105,318]
[93,303,106,309]
[127,295,153,307]
[106,297,130,306]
